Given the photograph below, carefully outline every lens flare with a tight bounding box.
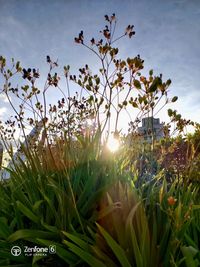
[107,136,120,153]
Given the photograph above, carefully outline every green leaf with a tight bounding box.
[168,109,173,117]
[65,240,106,267]
[96,77,100,85]
[62,232,91,251]
[32,200,44,212]
[125,202,143,267]
[149,69,153,76]
[0,217,11,239]
[97,203,120,220]
[97,224,132,267]
[78,79,82,86]
[16,61,20,70]
[184,233,198,249]
[16,201,39,224]
[32,254,47,266]
[172,96,178,102]
[181,246,199,267]
[166,79,171,86]
[8,230,58,242]
[40,221,59,234]
[86,85,91,91]
[37,238,78,265]
[91,244,117,267]
[132,101,138,108]
[123,100,128,106]
[134,79,141,89]
[192,205,200,210]
[149,77,161,92]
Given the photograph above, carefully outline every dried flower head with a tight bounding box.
[167,196,177,206]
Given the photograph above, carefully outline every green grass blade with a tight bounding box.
[97,223,132,267]
[36,238,78,265]
[65,240,106,267]
[181,246,199,267]
[7,229,58,242]
[16,201,39,224]
[0,217,11,239]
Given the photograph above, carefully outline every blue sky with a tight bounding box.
[0,0,200,132]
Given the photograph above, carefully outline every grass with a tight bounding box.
[0,135,199,266]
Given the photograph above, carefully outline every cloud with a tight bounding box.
[0,107,7,117]
[0,0,199,127]
[0,16,28,57]
[0,95,9,103]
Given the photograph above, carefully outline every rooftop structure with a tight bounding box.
[0,141,3,169]
[138,117,164,142]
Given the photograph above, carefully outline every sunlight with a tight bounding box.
[107,135,120,153]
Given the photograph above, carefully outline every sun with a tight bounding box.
[107,136,120,153]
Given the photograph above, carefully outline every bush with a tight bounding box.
[0,14,199,267]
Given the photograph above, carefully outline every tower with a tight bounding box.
[138,117,164,142]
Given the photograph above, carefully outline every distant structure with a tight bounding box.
[0,120,44,180]
[0,141,3,169]
[138,117,164,142]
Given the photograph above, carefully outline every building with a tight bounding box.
[0,141,3,170]
[138,117,164,142]
[0,121,44,179]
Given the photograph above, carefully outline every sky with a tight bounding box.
[0,0,200,133]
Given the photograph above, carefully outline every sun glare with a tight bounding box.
[107,136,120,153]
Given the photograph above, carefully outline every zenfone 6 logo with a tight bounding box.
[10,245,56,257]
[11,246,22,256]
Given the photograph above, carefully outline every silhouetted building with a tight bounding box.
[138,117,164,142]
[0,141,3,169]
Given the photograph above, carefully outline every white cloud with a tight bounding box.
[0,107,7,117]
[0,0,199,129]
[0,94,9,103]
